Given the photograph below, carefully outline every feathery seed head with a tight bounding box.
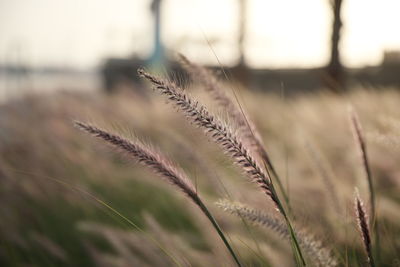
[138,69,276,204]
[74,121,197,201]
[354,188,374,266]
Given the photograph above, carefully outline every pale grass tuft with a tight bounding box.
[367,131,400,148]
[304,141,341,215]
[216,199,287,235]
[79,221,171,267]
[30,232,67,262]
[216,199,338,267]
[378,115,400,132]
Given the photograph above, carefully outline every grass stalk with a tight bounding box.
[75,121,242,267]
[178,54,290,211]
[196,199,242,267]
[138,68,306,266]
[270,184,306,266]
[349,110,380,263]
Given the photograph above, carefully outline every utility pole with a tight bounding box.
[149,0,165,69]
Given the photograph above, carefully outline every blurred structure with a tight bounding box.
[149,0,165,69]
[100,0,400,94]
[326,0,344,92]
[102,0,250,92]
[351,50,400,87]
[102,0,170,93]
[3,42,30,92]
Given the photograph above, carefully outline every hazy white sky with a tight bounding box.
[0,0,399,69]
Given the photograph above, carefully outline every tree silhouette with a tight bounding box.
[326,0,344,92]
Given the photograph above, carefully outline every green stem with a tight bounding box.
[270,163,291,214]
[271,185,306,266]
[261,152,291,215]
[197,199,242,267]
[368,248,376,267]
[362,141,380,264]
[259,150,303,265]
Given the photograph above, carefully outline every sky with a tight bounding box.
[0,0,399,69]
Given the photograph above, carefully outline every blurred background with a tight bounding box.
[1,1,400,266]
[1,0,400,98]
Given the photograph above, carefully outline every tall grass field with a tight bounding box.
[1,58,399,266]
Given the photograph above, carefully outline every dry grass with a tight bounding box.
[216,199,337,267]
[75,121,242,266]
[0,66,400,266]
[138,66,305,265]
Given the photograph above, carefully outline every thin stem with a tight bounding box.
[76,121,242,266]
[270,185,306,266]
[139,69,305,266]
[196,198,243,267]
[350,110,380,263]
[262,158,291,215]
[364,155,379,264]
[178,55,291,213]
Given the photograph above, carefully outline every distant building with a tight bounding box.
[382,50,400,66]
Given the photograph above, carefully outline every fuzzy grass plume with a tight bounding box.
[138,68,306,266]
[354,190,374,267]
[177,53,264,153]
[137,69,275,203]
[177,54,290,208]
[349,108,379,262]
[217,199,338,267]
[74,121,242,267]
